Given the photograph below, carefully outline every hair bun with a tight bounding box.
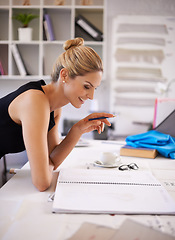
[63,38,84,51]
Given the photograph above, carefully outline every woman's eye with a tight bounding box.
[84,85,90,89]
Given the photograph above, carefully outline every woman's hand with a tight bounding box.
[50,112,114,171]
[72,112,114,135]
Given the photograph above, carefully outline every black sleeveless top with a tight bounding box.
[0,80,55,158]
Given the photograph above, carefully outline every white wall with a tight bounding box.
[0,80,28,97]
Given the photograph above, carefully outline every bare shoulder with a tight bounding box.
[22,89,49,106]
[21,90,50,120]
[9,89,50,125]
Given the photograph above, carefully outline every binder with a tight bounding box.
[10,44,27,76]
[75,15,103,41]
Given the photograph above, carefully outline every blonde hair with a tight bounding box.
[51,38,103,82]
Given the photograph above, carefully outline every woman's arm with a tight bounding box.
[47,108,62,155]
[50,112,113,170]
[19,90,112,190]
[19,91,54,191]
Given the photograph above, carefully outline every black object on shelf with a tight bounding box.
[75,15,103,41]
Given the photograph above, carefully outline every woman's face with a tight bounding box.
[64,71,102,108]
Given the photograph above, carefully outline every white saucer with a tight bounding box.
[93,160,120,168]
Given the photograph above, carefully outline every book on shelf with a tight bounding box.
[120,145,158,159]
[0,60,5,75]
[75,25,95,41]
[43,18,48,41]
[43,19,49,41]
[75,15,103,41]
[43,13,55,41]
[10,44,27,76]
[52,168,175,214]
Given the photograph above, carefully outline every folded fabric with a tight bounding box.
[126,130,175,159]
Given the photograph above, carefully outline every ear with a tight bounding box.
[60,68,69,82]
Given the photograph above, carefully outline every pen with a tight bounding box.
[9,168,20,174]
[9,168,30,174]
[88,115,116,121]
[9,168,58,174]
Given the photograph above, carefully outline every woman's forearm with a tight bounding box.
[50,125,82,170]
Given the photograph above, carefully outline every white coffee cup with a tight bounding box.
[100,152,120,165]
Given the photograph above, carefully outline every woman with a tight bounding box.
[0,38,113,191]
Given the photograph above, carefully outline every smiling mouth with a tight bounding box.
[79,97,85,104]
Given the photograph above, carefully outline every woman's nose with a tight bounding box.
[87,89,94,100]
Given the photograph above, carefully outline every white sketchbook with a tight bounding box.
[52,169,175,214]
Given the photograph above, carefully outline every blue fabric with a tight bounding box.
[126,130,175,159]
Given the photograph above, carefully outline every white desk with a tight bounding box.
[0,140,175,240]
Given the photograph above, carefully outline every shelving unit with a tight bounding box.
[110,15,175,136]
[0,0,106,81]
